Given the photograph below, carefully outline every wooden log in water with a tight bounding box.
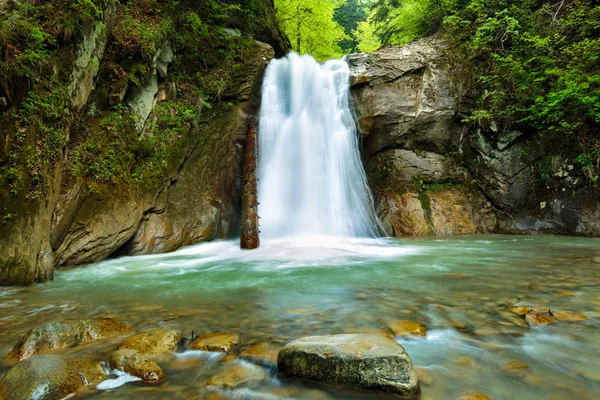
[240,122,260,250]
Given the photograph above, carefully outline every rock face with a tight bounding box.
[0,0,284,285]
[348,37,600,238]
[8,318,134,361]
[0,355,105,400]
[277,334,419,397]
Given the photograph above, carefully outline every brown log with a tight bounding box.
[240,122,260,249]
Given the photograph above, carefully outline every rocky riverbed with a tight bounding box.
[0,235,598,399]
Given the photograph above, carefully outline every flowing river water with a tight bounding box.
[0,235,599,399]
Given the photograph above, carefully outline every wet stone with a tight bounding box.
[119,328,181,355]
[525,313,556,326]
[553,290,576,297]
[240,343,279,367]
[206,363,267,388]
[109,349,166,382]
[388,320,427,337]
[508,306,529,316]
[552,311,589,322]
[416,368,434,386]
[504,360,528,372]
[188,332,241,353]
[0,355,105,400]
[7,318,134,361]
[277,334,419,397]
[456,394,493,400]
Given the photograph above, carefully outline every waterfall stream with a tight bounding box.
[257,53,380,239]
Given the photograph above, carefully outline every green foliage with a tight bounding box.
[69,100,195,189]
[334,0,368,52]
[366,0,457,46]
[353,20,382,52]
[275,0,348,60]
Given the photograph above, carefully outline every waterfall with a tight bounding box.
[257,53,381,239]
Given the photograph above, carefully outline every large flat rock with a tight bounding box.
[277,334,419,397]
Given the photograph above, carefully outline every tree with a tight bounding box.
[334,0,368,52]
[353,20,381,52]
[275,0,347,61]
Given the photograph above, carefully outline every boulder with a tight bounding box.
[7,318,134,361]
[189,332,241,352]
[108,349,165,382]
[0,355,104,400]
[118,328,181,355]
[277,334,419,397]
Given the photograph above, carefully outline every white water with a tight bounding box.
[258,53,380,238]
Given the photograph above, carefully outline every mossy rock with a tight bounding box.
[0,354,105,400]
[7,318,134,361]
[277,334,419,397]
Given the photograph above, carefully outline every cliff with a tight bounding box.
[347,38,600,237]
[0,0,288,285]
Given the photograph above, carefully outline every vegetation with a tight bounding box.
[356,0,600,184]
[0,0,270,201]
[275,0,347,60]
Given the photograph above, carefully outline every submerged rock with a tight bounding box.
[508,306,529,316]
[525,313,556,326]
[388,320,427,337]
[456,394,493,400]
[0,354,104,400]
[118,328,181,355]
[189,332,241,353]
[552,311,589,322]
[7,318,134,361]
[109,349,165,382]
[240,343,279,367]
[277,334,419,397]
[206,363,267,388]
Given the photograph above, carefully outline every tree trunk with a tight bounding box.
[240,122,260,250]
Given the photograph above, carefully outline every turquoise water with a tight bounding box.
[1,235,599,399]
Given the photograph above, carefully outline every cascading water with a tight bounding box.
[258,53,381,239]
